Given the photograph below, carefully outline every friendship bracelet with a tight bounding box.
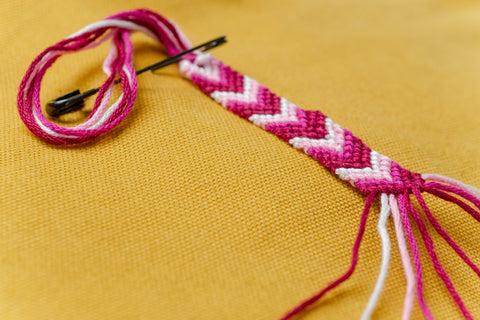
[17,8,480,320]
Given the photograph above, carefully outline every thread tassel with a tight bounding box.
[413,190,480,278]
[405,190,473,320]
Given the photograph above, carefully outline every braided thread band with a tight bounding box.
[179,53,424,195]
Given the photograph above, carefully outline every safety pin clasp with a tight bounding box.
[46,35,227,117]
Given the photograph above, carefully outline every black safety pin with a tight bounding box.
[46,35,227,117]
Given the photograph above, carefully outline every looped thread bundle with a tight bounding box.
[17,9,190,144]
[18,8,480,320]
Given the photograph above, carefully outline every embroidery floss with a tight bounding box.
[18,8,480,320]
[361,193,391,320]
[389,194,416,320]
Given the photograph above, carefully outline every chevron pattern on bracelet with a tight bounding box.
[179,53,394,187]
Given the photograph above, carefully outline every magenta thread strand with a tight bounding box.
[422,174,480,197]
[398,193,434,320]
[406,190,473,320]
[279,192,377,320]
[426,188,480,224]
[425,182,480,212]
[412,189,480,279]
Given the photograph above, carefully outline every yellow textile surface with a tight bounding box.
[1,1,480,319]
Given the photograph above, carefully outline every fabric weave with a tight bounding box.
[1,1,480,319]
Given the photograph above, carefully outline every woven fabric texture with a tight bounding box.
[1,1,480,319]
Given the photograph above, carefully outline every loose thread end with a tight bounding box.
[281,174,480,320]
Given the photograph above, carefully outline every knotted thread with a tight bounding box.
[180,52,426,195]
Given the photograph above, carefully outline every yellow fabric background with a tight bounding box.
[1,0,480,319]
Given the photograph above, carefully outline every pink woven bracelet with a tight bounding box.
[18,8,480,320]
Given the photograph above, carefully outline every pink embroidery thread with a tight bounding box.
[389,194,416,320]
[17,9,480,320]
